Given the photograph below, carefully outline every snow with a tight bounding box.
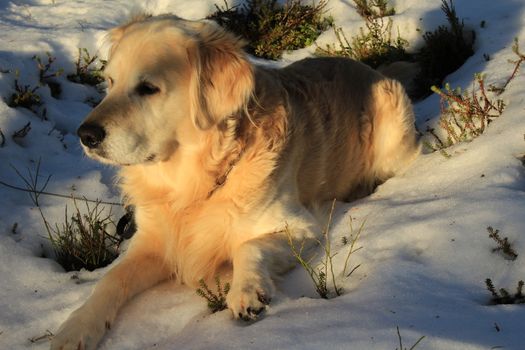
[1,0,525,349]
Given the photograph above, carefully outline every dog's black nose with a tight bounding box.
[77,123,106,149]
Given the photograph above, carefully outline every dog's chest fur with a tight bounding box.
[117,103,288,284]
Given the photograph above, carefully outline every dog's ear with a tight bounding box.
[189,22,254,130]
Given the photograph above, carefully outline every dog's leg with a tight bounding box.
[51,245,169,350]
[226,206,321,320]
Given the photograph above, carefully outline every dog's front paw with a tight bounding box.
[226,274,274,321]
[51,307,108,350]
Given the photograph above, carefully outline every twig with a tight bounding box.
[487,226,518,260]
[286,224,329,298]
[342,216,365,277]
[397,326,403,350]
[324,199,341,296]
[425,126,446,149]
[11,161,51,207]
[12,122,31,140]
[396,326,425,350]
[28,330,53,343]
[0,178,122,206]
[0,128,5,147]
[493,38,525,95]
[409,336,426,350]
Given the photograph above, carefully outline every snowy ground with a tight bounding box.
[1,0,525,349]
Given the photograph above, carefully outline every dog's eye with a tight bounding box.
[136,81,160,96]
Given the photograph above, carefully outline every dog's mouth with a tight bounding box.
[82,145,159,166]
[82,146,117,165]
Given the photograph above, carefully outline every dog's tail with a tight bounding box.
[368,78,421,181]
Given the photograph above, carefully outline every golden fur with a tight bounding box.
[51,14,419,350]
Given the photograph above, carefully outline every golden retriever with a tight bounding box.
[51,14,419,350]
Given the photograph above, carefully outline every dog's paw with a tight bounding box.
[226,275,274,321]
[50,307,108,350]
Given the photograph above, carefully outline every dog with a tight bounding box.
[51,14,419,350]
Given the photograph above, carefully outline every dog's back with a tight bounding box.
[255,57,420,205]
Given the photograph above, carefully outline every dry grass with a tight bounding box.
[67,48,106,86]
[352,0,395,19]
[208,0,332,60]
[316,14,408,68]
[425,75,506,154]
[8,71,41,112]
[45,198,120,272]
[424,38,524,155]
[196,277,230,313]
[286,201,363,299]
[486,279,525,305]
[12,160,121,271]
[487,226,518,261]
[488,38,525,95]
[414,0,474,97]
[33,52,63,98]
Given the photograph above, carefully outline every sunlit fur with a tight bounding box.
[52,14,420,350]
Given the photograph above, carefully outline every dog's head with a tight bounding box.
[77,15,254,165]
